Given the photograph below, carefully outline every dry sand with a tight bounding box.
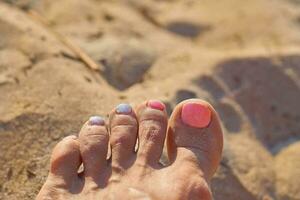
[0,0,299,199]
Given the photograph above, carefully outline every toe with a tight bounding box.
[50,135,81,185]
[136,100,168,167]
[167,99,223,179]
[109,103,138,171]
[79,116,109,182]
[37,136,82,199]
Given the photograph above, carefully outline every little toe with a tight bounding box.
[109,103,138,171]
[79,116,109,182]
[167,99,223,179]
[37,136,82,199]
[49,135,81,185]
[136,100,168,167]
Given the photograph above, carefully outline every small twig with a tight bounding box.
[27,10,103,72]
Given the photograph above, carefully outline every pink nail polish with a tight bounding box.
[147,100,165,111]
[181,103,211,128]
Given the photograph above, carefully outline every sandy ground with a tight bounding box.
[0,0,299,199]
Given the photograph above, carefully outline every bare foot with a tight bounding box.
[37,99,223,200]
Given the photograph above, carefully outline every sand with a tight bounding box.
[0,0,299,199]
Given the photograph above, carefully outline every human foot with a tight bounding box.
[37,99,223,200]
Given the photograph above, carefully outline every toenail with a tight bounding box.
[147,100,165,111]
[89,116,105,126]
[116,103,132,114]
[181,102,211,128]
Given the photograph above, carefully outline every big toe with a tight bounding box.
[167,99,223,179]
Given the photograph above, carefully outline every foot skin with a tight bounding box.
[37,99,223,200]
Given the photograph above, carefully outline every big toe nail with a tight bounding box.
[181,103,211,128]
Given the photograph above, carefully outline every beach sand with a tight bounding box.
[0,0,299,199]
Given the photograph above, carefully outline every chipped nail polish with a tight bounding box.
[116,103,132,114]
[89,116,105,126]
[181,103,211,128]
[147,100,165,111]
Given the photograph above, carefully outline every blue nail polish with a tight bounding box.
[116,103,132,114]
[89,116,105,126]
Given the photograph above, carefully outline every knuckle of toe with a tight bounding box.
[111,116,137,127]
[111,124,137,133]
[140,112,166,123]
[84,127,108,138]
[110,132,133,147]
[142,123,164,142]
[80,130,108,149]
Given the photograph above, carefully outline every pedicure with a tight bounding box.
[89,116,105,126]
[181,103,211,128]
[116,103,132,114]
[147,100,165,111]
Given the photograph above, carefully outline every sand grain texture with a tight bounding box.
[0,0,299,199]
